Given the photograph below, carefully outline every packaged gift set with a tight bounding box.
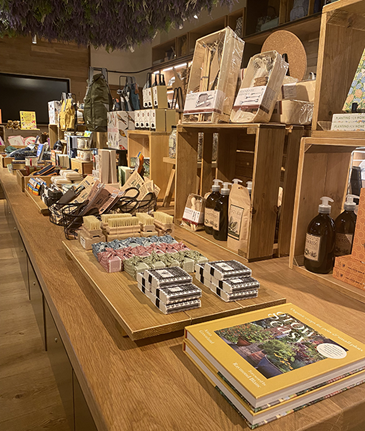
[183,27,244,124]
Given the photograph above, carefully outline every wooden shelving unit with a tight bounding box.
[174,123,294,262]
[127,130,171,199]
[289,134,365,303]
[312,0,365,132]
[152,2,324,78]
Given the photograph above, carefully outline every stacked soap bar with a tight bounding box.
[92,234,176,258]
[101,242,189,272]
[124,249,209,279]
[137,267,202,314]
[195,260,260,302]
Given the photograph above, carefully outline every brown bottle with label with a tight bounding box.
[213,182,232,241]
[304,196,335,274]
[334,194,358,257]
[204,179,222,235]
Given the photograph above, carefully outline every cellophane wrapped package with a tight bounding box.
[183,27,244,124]
[231,50,288,123]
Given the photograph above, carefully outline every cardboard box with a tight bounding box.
[331,113,365,132]
[150,109,166,132]
[1,155,13,168]
[16,169,55,192]
[145,110,151,129]
[271,100,313,125]
[71,159,93,175]
[296,80,316,103]
[333,266,365,291]
[107,111,135,150]
[152,86,168,109]
[135,110,141,129]
[165,109,178,132]
[351,188,365,262]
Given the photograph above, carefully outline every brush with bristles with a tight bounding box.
[105,217,141,235]
[154,212,174,229]
[101,213,130,224]
[109,217,139,228]
[154,212,173,224]
[83,216,101,231]
[136,213,155,232]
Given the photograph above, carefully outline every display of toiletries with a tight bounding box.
[204,179,222,235]
[304,196,336,274]
[334,194,358,257]
[213,182,232,241]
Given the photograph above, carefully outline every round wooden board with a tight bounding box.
[261,30,307,81]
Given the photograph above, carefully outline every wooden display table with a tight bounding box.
[127,130,171,198]
[2,168,365,431]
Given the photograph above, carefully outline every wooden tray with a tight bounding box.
[25,188,49,215]
[63,241,286,341]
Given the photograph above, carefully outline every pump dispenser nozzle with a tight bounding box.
[319,196,334,214]
[212,179,223,192]
[232,179,242,185]
[221,182,232,195]
[246,181,252,196]
[344,194,359,211]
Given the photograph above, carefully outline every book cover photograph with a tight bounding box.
[185,304,365,405]
[215,313,347,379]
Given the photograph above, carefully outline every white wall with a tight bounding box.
[90,0,246,88]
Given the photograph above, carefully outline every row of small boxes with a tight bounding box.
[135,109,177,132]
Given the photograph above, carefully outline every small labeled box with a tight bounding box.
[153,86,168,109]
[150,109,166,131]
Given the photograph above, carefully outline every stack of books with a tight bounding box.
[137,267,202,314]
[195,260,260,302]
[183,303,365,428]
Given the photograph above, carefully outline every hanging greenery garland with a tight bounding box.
[0,0,234,50]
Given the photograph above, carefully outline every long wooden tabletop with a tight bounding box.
[1,168,365,431]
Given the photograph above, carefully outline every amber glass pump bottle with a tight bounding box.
[304,196,335,274]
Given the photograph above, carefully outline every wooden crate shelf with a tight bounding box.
[127,130,171,199]
[313,0,365,132]
[289,134,365,303]
[174,123,302,262]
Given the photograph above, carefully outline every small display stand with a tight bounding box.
[127,130,171,198]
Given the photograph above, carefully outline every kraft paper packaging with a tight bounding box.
[227,184,251,253]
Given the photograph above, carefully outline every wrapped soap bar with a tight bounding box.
[210,285,259,302]
[151,283,202,304]
[211,276,260,293]
[203,260,251,280]
[144,266,192,288]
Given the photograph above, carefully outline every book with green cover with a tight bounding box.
[184,303,365,409]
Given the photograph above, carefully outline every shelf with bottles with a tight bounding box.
[174,123,290,262]
[289,134,365,304]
